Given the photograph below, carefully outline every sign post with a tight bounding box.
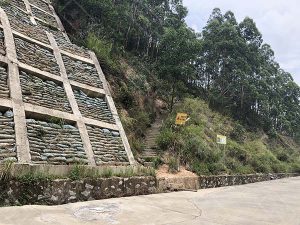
[173,113,189,172]
[217,135,227,163]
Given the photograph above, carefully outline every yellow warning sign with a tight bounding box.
[175,113,188,125]
[217,135,227,145]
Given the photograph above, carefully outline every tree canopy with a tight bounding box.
[55,1,300,138]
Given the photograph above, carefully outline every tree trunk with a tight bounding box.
[170,81,176,112]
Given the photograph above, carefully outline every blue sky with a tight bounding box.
[182,0,300,86]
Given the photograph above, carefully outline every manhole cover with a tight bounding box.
[73,203,120,224]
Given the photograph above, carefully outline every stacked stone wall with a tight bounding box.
[0,110,17,163]
[15,37,60,74]
[74,89,114,123]
[62,54,103,88]
[0,66,9,99]
[0,176,157,206]
[26,119,88,165]
[3,5,49,44]
[86,125,129,165]
[0,173,298,206]
[19,70,72,113]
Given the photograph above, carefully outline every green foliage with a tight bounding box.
[290,163,300,173]
[17,172,56,183]
[196,8,300,137]
[152,157,163,169]
[69,164,87,180]
[86,33,121,74]
[168,157,179,173]
[227,141,249,163]
[230,123,247,143]
[156,129,176,151]
[49,117,65,127]
[117,84,135,109]
[0,160,14,181]
[157,98,300,175]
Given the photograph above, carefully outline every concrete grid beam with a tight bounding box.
[0,8,31,163]
[90,52,136,165]
[47,32,96,167]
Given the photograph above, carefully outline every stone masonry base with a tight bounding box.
[0,166,298,206]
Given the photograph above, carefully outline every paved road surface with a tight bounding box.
[0,177,299,225]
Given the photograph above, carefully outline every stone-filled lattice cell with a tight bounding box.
[0,0,134,166]
[87,125,129,165]
[15,37,60,75]
[0,110,17,163]
[3,5,49,44]
[19,70,72,113]
[56,35,90,58]
[0,66,9,99]
[10,0,27,11]
[62,54,103,88]
[74,89,115,124]
[26,119,88,165]
[31,6,58,28]
[29,0,52,14]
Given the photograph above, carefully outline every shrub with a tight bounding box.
[276,151,290,162]
[152,157,163,169]
[249,153,277,173]
[208,162,227,175]
[168,156,179,173]
[69,164,86,180]
[156,129,176,151]
[227,141,249,164]
[191,162,210,175]
[271,162,288,173]
[230,123,246,143]
[117,85,135,109]
[289,163,300,173]
[225,157,241,171]
[86,33,120,73]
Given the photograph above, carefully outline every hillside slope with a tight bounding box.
[53,0,300,174]
[157,98,300,175]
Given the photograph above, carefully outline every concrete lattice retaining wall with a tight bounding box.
[31,6,57,28]
[0,0,135,166]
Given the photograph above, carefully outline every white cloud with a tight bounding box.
[183,0,300,85]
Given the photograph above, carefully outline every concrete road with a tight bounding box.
[0,177,299,225]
